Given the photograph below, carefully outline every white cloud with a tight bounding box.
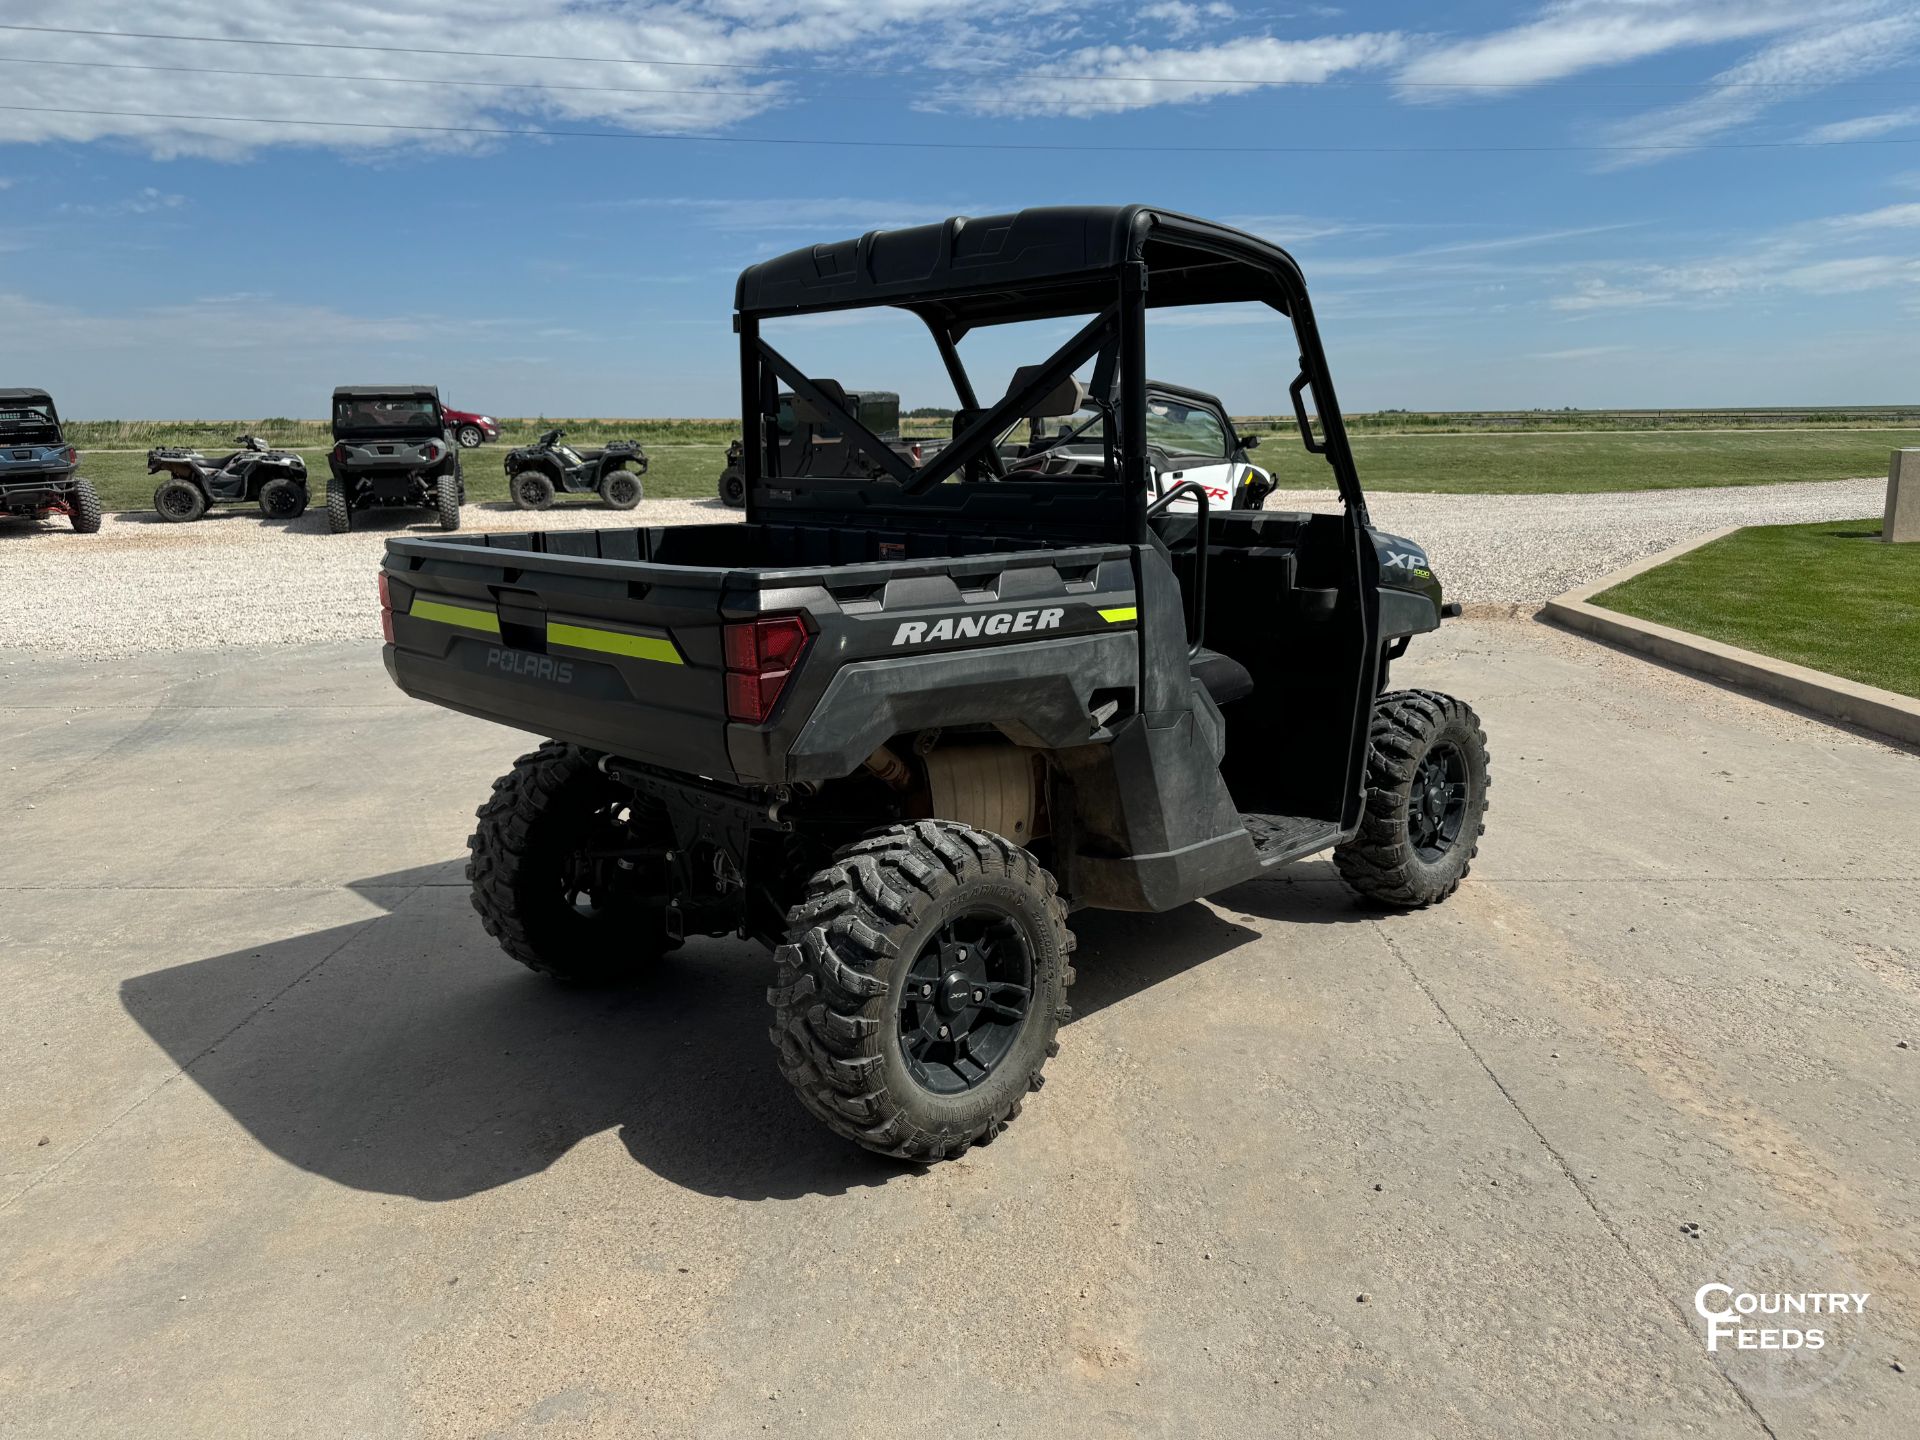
[1529,343,1632,359]
[0,0,1078,156]
[1823,201,1920,231]
[626,196,975,234]
[1135,2,1237,41]
[1595,8,1920,166]
[1550,199,1920,309]
[945,30,1407,117]
[59,187,187,218]
[1804,107,1920,142]
[1397,0,1813,91]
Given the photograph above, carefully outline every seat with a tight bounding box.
[1190,647,1254,707]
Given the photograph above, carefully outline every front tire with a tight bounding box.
[599,469,642,509]
[468,741,673,983]
[769,821,1074,1161]
[68,478,102,533]
[718,466,746,508]
[1334,690,1490,908]
[456,424,485,449]
[510,468,556,511]
[435,472,461,531]
[326,478,351,533]
[153,477,206,523]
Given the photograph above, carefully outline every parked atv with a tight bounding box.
[326,385,463,533]
[148,435,309,522]
[503,428,648,510]
[717,389,911,507]
[0,388,100,533]
[381,206,1492,1165]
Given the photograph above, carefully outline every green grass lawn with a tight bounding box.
[71,425,1915,512]
[76,444,728,512]
[1589,519,1920,699]
[1324,429,1918,494]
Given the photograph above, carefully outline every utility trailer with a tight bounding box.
[381,207,1491,1161]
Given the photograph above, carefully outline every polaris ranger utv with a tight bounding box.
[0,389,100,533]
[380,207,1491,1162]
[327,386,463,533]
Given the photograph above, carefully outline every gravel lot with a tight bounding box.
[0,478,1884,657]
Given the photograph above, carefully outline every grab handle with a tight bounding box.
[1289,369,1325,455]
[1148,480,1211,655]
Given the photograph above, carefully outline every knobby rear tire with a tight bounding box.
[258,476,305,520]
[152,477,206,524]
[467,740,671,984]
[599,469,642,510]
[325,479,351,533]
[768,820,1074,1162]
[436,472,461,531]
[68,478,102,533]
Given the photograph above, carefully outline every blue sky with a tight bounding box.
[2,0,1918,418]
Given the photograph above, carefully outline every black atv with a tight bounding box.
[382,206,1492,1164]
[148,435,309,522]
[0,388,100,534]
[326,385,463,533]
[503,428,648,511]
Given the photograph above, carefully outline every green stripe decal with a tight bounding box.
[409,598,500,634]
[1098,606,1138,624]
[546,621,684,665]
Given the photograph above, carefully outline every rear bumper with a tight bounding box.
[0,474,80,508]
[383,622,737,780]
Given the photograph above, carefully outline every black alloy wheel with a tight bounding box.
[1408,740,1469,863]
[896,910,1034,1095]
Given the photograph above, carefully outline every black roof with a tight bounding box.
[333,385,440,401]
[736,206,1307,328]
[0,388,55,405]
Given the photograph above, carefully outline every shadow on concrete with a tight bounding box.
[122,859,1317,1204]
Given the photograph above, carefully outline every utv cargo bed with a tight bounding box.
[382,522,1140,785]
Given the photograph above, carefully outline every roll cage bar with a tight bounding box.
[733,205,1370,538]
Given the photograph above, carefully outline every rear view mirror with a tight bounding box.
[1240,434,1261,451]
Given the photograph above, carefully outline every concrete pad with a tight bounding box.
[2,622,1915,1437]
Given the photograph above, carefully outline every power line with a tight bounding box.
[7,101,1920,154]
[5,21,1919,92]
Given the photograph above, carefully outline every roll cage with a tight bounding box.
[732,205,1368,539]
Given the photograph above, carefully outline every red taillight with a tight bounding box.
[377,572,394,644]
[334,442,349,463]
[722,615,811,723]
[64,447,77,464]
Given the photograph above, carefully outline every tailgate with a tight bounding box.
[381,529,739,777]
